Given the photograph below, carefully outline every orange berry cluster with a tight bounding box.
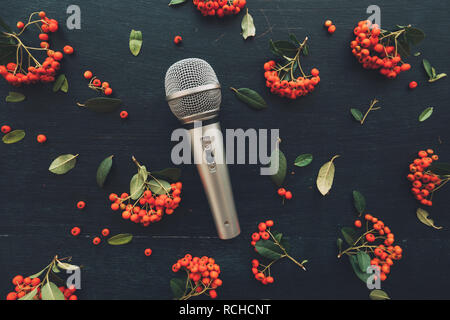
[193,0,246,17]
[264,61,320,99]
[277,188,292,200]
[6,276,77,300]
[83,70,113,96]
[250,220,276,284]
[172,254,222,299]
[351,20,411,79]
[0,11,74,86]
[108,182,182,227]
[407,149,441,207]
[354,214,403,282]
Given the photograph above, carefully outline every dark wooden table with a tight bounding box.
[1,0,449,300]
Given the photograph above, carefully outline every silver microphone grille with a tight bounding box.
[165,58,222,123]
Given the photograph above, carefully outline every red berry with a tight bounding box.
[17,21,24,29]
[63,45,74,55]
[37,134,47,143]
[104,87,113,96]
[144,248,152,256]
[93,237,101,245]
[120,111,128,119]
[285,191,293,200]
[354,220,362,228]
[77,201,86,209]
[1,125,12,134]
[71,227,81,236]
[101,228,110,237]
[328,25,336,34]
[53,51,63,61]
[409,81,418,89]
[174,35,183,45]
[84,71,93,79]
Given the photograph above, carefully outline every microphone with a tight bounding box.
[165,58,240,240]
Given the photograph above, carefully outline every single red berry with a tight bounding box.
[63,45,74,55]
[174,35,183,45]
[285,191,293,200]
[101,228,110,237]
[53,51,63,61]
[354,220,362,228]
[77,201,86,209]
[1,125,12,134]
[37,134,47,143]
[39,11,46,18]
[120,111,128,119]
[104,87,113,95]
[328,25,336,34]
[84,71,93,79]
[409,81,418,89]
[17,21,25,29]
[277,188,286,196]
[71,227,81,236]
[93,237,101,245]
[324,20,333,28]
[144,248,153,256]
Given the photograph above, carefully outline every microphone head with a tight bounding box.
[165,58,222,124]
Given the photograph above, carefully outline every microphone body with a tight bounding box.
[189,122,240,240]
[165,58,240,240]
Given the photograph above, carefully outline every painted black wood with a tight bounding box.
[1,0,449,300]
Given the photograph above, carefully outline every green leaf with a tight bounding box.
[370,289,390,300]
[168,0,187,5]
[148,179,171,195]
[152,168,181,181]
[255,240,284,260]
[170,277,186,300]
[423,59,433,79]
[419,107,433,122]
[130,173,145,200]
[129,29,143,56]
[429,162,450,176]
[96,155,114,187]
[416,208,443,230]
[241,9,255,40]
[2,129,25,144]
[352,190,366,215]
[48,154,78,175]
[405,27,425,46]
[316,155,339,196]
[289,33,300,46]
[396,36,410,57]
[348,255,370,283]
[272,231,290,252]
[231,87,267,110]
[269,148,287,187]
[356,251,371,273]
[337,238,343,252]
[6,91,25,102]
[107,233,133,245]
[19,288,38,300]
[350,108,363,122]
[269,40,298,58]
[302,44,309,56]
[294,154,313,167]
[61,76,69,93]
[78,97,122,113]
[29,269,45,279]
[41,282,65,300]
[57,261,78,270]
[53,74,67,93]
[341,227,357,246]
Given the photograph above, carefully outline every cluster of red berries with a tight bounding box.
[192,0,246,17]
[250,220,275,284]
[264,61,321,99]
[108,182,182,227]
[407,149,441,207]
[0,12,74,86]
[277,188,293,200]
[324,20,336,34]
[83,70,113,96]
[6,276,77,300]
[354,215,403,282]
[350,20,411,79]
[172,254,222,299]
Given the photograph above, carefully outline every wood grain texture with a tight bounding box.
[0,0,449,299]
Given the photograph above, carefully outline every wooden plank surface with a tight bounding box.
[0,0,449,299]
